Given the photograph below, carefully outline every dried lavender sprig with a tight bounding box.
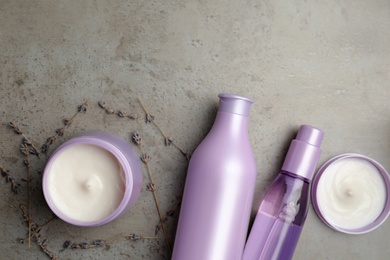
[62,240,108,250]
[124,233,158,241]
[61,233,157,252]
[8,122,41,158]
[20,204,58,259]
[154,199,181,235]
[98,100,139,119]
[155,217,168,235]
[131,131,171,252]
[17,238,25,244]
[35,215,58,234]
[166,199,181,218]
[41,101,88,154]
[22,148,32,248]
[0,163,21,194]
[137,97,190,160]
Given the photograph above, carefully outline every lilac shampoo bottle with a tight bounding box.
[172,94,257,260]
[243,125,323,260]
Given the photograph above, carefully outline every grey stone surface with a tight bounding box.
[1,0,389,259]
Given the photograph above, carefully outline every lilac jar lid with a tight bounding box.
[311,153,390,234]
[42,131,142,227]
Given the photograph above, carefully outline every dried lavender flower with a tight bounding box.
[141,153,151,164]
[145,113,155,124]
[46,137,54,146]
[0,166,21,194]
[105,108,114,114]
[29,148,38,156]
[98,100,107,109]
[166,200,182,217]
[41,144,48,154]
[132,131,142,145]
[92,240,106,248]
[165,137,173,146]
[11,182,21,193]
[41,136,55,153]
[155,218,168,235]
[55,128,65,137]
[23,159,30,167]
[8,122,23,134]
[128,113,139,120]
[146,183,156,191]
[71,243,81,250]
[166,210,174,217]
[125,234,141,241]
[62,240,71,249]
[77,102,88,113]
[80,242,89,249]
[63,118,70,126]
[20,144,28,156]
[117,110,126,117]
[40,238,48,247]
[23,137,33,145]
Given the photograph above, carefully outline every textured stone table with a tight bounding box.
[1,1,389,259]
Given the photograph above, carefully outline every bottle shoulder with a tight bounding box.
[187,140,257,180]
[195,132,254,154]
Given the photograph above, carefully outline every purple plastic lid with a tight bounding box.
[282,125,324,180]
[311,153,390,234]
[218,93,253,116]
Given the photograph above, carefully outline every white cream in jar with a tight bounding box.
[316,158,386,229]
[46,143,126,222]
[312,154,390,234]
[43,131,143,227]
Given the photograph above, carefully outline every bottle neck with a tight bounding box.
[210,111,249,138]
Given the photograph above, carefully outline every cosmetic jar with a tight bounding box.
[312,153,390,234]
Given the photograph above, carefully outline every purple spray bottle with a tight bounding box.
[243,125,323,260]
[172,93,257,260]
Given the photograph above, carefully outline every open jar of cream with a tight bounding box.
[42,131,142,227]
[312,153,390,234]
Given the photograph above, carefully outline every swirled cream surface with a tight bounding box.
[47,144,125,222]
[316,158,386,229]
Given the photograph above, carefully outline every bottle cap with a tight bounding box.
[311,153,390,234]
[281,125,323,180]
[218,93,253,116]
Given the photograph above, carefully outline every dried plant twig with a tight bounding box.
[22,148,32,248]
[0,163,21,194]
[61,239,108,251]
[20,204,58,259]
[132,131,171,252]
[155,199,181,235]
[166,199,181,218]
[123,233,158,241]
[36,215,58,233]
[41,101,88,154]
[61,233,157,252]
[8,122,41,158]
[137,98,190,160]
[98,100,139,120]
